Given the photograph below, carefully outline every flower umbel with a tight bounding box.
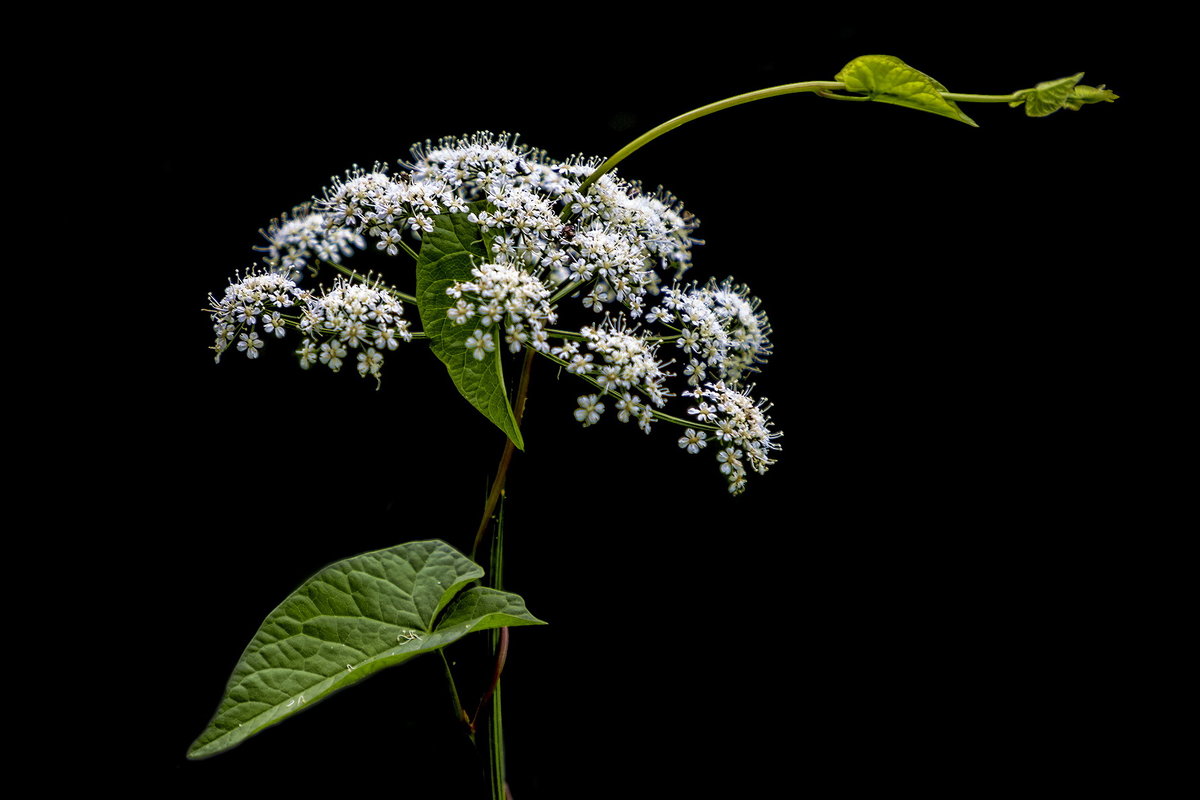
[209,267,411,388]
[209,131,780,490]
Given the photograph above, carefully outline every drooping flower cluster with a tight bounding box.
[209,267,411,387]
[209,131,780,491]
[683,381,781,494]
[568,318,673,432]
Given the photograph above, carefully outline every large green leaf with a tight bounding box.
[188,540,543,759]
[835,54,978,127]
[416,211,525,449]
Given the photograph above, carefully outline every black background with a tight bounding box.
[109,12,1146,796]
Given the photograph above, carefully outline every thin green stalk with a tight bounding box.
[320,259,420,305]
[488,672,507,800]
[534,348,720,432]
[548,278,584,306]
[571,80,845,200]
[472,518,510,733]
[939,91,1021,103]
[439,649,472,740]
[546,80,844,304]
[398,240,421,261]
[479,473,510,799]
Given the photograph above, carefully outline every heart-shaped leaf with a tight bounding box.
[188,539,543,759]
[835,54,978,127]
[416,210,525,449]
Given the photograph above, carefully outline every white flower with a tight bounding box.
[376,228,404,256]
[614,392,643,423]
[574,395,605,427]
[465,329,495,361]
[447,300,475,325]
[237,331,264,358]
[689,402,718,423]
[678,429,708,454]
[566,353,594,374]
[296,340,319,369]
[717,447,743,476]
[341,321,367,347]
[263,312,287,338]
[505,325,527,353]
[319,340,347,372]
[374,328,400,351]
[357,347,384,377]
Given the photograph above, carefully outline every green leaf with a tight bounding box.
[416,210,525,449]
[834,54,978,127]
[1013,72,1085,117]
[1063,83,1118,110]
[1010,73,1117,116]
[187,539,544,759]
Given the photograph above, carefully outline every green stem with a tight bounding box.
[548,279,583,306]
[472,612,510,729]
[939,91,1021,103]
[571,80,845,200]
[481,440,512,799]
[534,348,720,432]
[399,240,420,261]
[319,259,420,305]
[551,81,844,293]
[470,347,535,562]
[439,649,472,740]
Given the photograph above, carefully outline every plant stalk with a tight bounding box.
[471,347,535,561]
[572,80,845,199]
[939,91,1021,103]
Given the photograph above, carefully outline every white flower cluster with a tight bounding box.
[446,262,557,355]
[293,276,412,384]
[257,203,366,277]
[209,267,411,386]
[398,132,776,493]
[211,131,780,492]
[320,167,470,248]
[653,277,773,386]
[574,319,672,413]
[316,132,700,310]
[683,381,781,494]
[210,268,301,363]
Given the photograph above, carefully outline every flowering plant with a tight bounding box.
[189,55,1115,794]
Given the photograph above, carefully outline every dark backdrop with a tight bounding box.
[115,14,1141,796]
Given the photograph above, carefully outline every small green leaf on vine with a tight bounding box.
[1011,73,1119,116]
